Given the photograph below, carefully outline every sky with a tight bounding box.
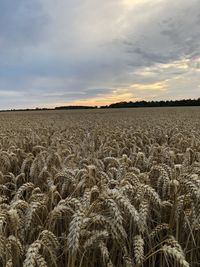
[0,0,200,109]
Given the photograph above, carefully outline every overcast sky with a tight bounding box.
[0,0,200,109]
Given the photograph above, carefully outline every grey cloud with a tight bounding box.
[0,0,200,108]
[25,87,113,99]
[121,0,200,68]
[0,0,48,47]
[131,47,172,64]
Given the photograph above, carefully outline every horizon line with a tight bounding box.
[0,97,200,112]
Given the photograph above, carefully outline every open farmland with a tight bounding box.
[0,107,199,267]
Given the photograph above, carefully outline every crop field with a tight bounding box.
[0,107,199,267]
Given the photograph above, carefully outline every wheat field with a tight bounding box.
[0,107,199,267]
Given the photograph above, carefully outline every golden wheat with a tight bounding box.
[0,107,199,266]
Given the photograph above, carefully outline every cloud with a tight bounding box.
[0,0,200,109]
[0,0,48,50]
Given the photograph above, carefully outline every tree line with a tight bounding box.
[1,98,200,112]
[55,98,200,109]
[100,98,200,109]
